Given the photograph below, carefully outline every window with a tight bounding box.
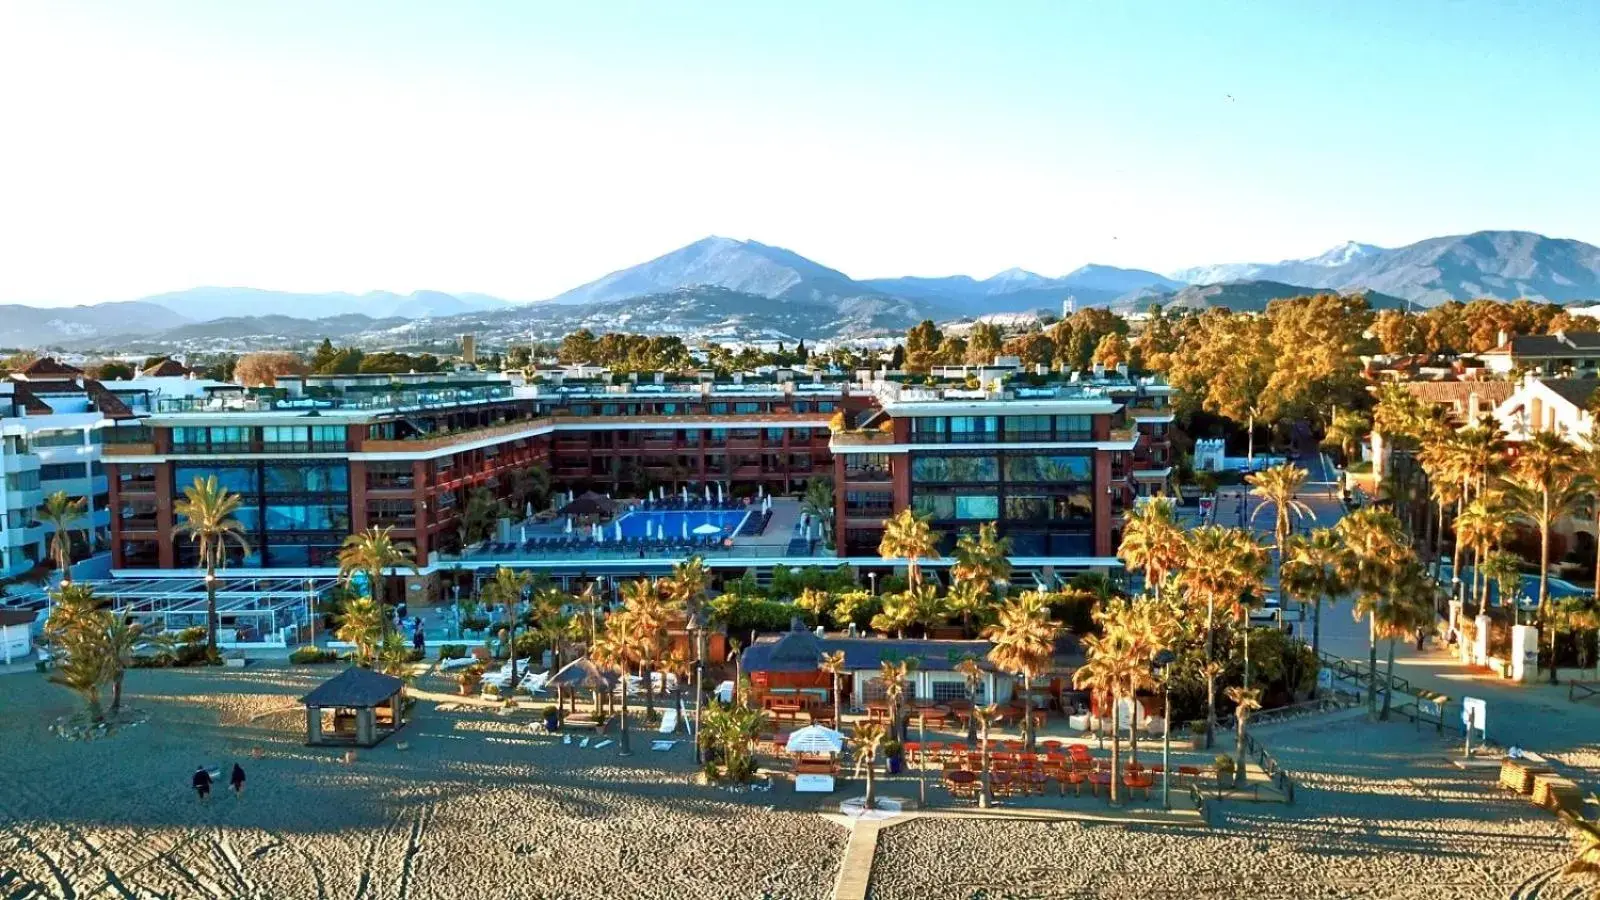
[1004,495,1050,522]
[912,418,947,441]
[4,470,41,492]
[912,494,955,519]
[844,490,893,515]
[39,463,87,482]
[174,463,257,496]
[1003,454,1091,482]
[948,416,998,443]
[792,428,811,441]
[709,402,729,414]
[954,494,999,520]
[816,402,836,413]
[845,453,891,481]
[734,402,761,414]
[1004,415,1052,440]
[912,455,998,483]
[263,463,348,494]
[30,429,86,448]
[262,425,346,451]
[1054,415,1093,439]
[766,428,784,442]
[932,679,985,703]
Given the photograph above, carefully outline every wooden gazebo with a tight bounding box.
[300,667,407,747]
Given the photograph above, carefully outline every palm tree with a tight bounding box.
[1178,525,1264,745]
[970,703,1000,808]
[1225,685,1262,788]
[954,656,984,745]
[879,508,939,593]
[1324,408,1369,465]
[1094,596,1176,768]
[877,658,916,741]
[337,597,384,665]
[174,476,251,654]
[1073,629,1141,805]
[593,613,646,756]
[1455,493,1514,615]
[822,650,847,728]
[1372,561,1436,720]
[1117,497,1186,600]
[376,631,415,681]
[37,490,86,584]
[951,522,1012,601]
[1281,529,1346,656]
[1215,530,1269,692]
[106,616,167,715]
[1247,463,1313,602]
[621,577,671,718]
[482,567,533,690]
[337,527,418,630]
[984,591,1056,751]
[944,578,990,637]
[1336,509,1411,716]
[44,583,113,723]
[850,721,890,810]
[1480,551,1524,614]
[1558,595,1600,680]
[1556,808,1600,893]
[801,476,835,548]
[1506,432,1584,682]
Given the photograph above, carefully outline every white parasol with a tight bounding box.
[704,484,711,503]
[693,522,722,536]
[614,521,622,541]
[717,482,725,503]
[785,725,844,755]
[565,517,574,535]
[681,518,689,539]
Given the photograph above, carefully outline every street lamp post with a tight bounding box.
[1153,649,1176,810]
[868,572,877,596]
[691,609,708,765]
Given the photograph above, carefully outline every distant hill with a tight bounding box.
[1127,280,1412,313]
[0,301,188,347]
[1172,232,1600,306]
[135,287,509,322]
[543,236,889,308]
[862,264,1183,315]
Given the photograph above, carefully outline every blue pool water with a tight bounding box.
[614,509,750,540]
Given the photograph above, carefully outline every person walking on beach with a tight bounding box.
[229,763,246,797]
[192,766,212,802]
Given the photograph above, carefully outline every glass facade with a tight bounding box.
[911,449,1095,552]
[171,461,350,567]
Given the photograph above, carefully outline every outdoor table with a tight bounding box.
[990,771,1015,797]
[1178,765,1201,784]
[944,769,978,801]
[917,707,952,728]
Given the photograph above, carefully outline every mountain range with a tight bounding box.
[7,230,1600,349]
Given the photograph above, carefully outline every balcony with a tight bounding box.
[362,417,557,453]
[118,477,158,494]
[844,466,892,483]
[829,430,896,447]
[642,438,678,451]
[118,516,159,533]
[103,443,157,456]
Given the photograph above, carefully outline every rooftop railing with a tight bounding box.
[155,385,515,415]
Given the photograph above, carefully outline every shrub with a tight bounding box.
[1214,754,1235,778]
[460,616,490,633]
[438,644,468,660]
[289,646,339,665]
[708,594,797,634]
[457,665,485,693]
[405,648,425,663]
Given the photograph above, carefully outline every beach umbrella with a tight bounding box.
[785,725,844,755]
[704,484,711,503]
[565,517,573,535]
[525,502,533,519]
[520,525,527,543]
[645,519,654,539]
[693,522,722,536]
[681,486,689,503]
[681,518,689,540]
[614,521,622,541]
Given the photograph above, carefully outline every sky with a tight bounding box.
[3,1,1599,306]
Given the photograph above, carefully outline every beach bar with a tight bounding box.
[300,667,407,747]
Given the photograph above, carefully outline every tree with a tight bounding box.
[801,477,836,548]
[879,508,939,592]
[1073,626,1141,805]
[1118,497,1186,600]
[951,523,1011,602]
[1507,432,1580,620]
[1454,493,1513,615]
[970,703,1000,808]
[1001,332,1055,368]
[1371,561,1436,720]
[1224,685,1262,787]
[483,567,533,689]
[1091,332,1132,369]
[337,527,418,630]
[876,658,917,742]
[233,351,308,387]
[1578,427,1600,610]
[105,616,167,714]
[1557,808,1600,893]
[37,491,87,583]
[822,650,847,728]
[984,591,1056,751]
[1280,529,1346,656]
[621,577,673,718]
[337,597,384,665]
[44,584,114,723]
[1335,509,1411,716]
[965,322,1003,366]
[1178,525,1266,745]
[850,721,890,810]
[904,320,942,373]
[89,360,135,381]
[174,476,251,655]
[592,614,647,757]
[1323,409,1370,466]
[954,656,984,745]
[558,329,600,365]
[1248,463,1314,600]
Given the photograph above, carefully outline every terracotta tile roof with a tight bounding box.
[1397,381,1515,407]
[18,357,84,378]
[9,382,54,414]
[80,378,136,419]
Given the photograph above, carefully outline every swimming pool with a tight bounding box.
[613,509,750,540]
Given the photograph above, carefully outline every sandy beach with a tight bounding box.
[0,665,846,900]
[1,665,1593,900]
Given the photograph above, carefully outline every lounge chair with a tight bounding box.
[564,712,608,730]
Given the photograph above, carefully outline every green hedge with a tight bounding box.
[289,646,340,665]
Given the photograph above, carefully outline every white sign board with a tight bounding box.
[794,774,835,793]
[1316,669,1333,691]
[1462,696,1487,739]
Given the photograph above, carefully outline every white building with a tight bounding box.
[1490,375,1598,448]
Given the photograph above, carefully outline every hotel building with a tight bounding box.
[100,363,1175,599]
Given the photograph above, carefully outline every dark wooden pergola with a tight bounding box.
[300,667,407,747]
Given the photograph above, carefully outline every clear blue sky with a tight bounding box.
[3,1,1597,305]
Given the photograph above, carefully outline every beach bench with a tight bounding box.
[564,712,608,731]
